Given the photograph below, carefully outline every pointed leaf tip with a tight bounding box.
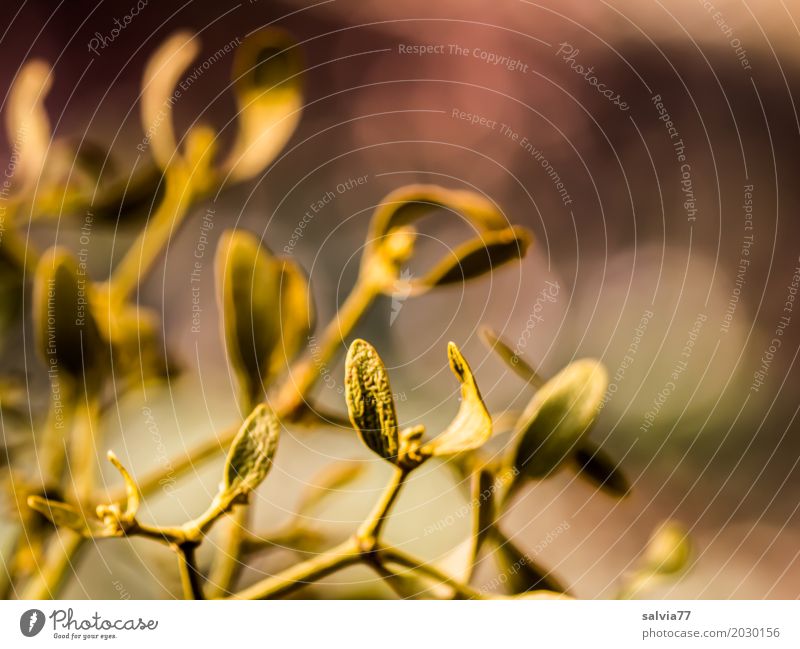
[423,343,492,457]
[417,226,532,290]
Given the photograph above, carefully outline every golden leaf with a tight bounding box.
[223,404,281,497]
[422,343,492,457]
[223,28,303,182]
[511,359,608,479]
[345,339,399,463]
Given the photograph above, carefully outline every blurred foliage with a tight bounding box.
[0,27,688,601]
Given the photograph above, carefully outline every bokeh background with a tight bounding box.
[1,0,800,598]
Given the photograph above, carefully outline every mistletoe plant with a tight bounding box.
[0,27,690,600]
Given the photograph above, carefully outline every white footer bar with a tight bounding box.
[1,600,797,648]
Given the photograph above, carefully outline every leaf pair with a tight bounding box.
[27,451,140,538]
[28,405,282,538]
[344,339,491,469]
[482,328,628,497]
[216,230,313,411]
[362,185,532,295]
[33,248,171,394]
[142,29,302,180]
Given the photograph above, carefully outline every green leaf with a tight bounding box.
[480,325,544,387]
[572,440,630,498]
[369,185,508,246]
[223,28,303,181]
[511,359,608,479]
[269,257,314,379]
[33,248,106,390]
[491,528,570,595]
[141,31,200,170]
[642,521,691,576]
[216,231,283,410]
[363,186,530,297]
[223,404,281,497]
[345,339,399,463]
[27,496,90,535]
[216,230,313,410]
[422,343,492,457]
[415,226,532,291]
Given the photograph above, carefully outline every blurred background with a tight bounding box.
[1,0,799,598]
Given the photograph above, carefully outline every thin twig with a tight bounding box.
[176,544,204,600]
